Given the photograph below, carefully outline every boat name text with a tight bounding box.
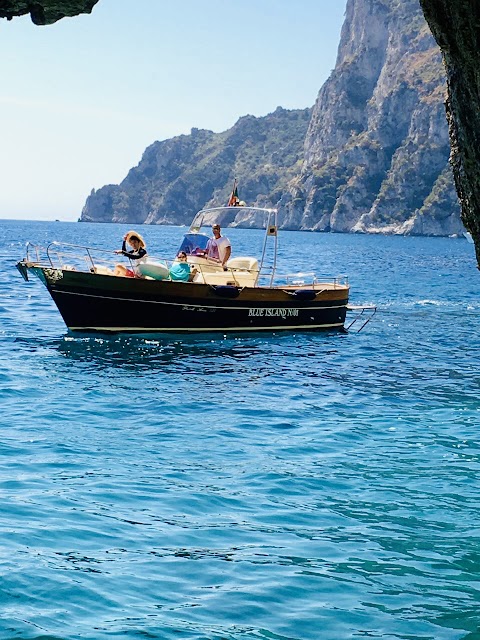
[248,308,299,318]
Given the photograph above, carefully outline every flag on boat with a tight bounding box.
[227,179,239,206]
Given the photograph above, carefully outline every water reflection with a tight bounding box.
[52,330,344,373]
[56,333,268,369]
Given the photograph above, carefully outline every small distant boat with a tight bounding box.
[464,231,474,244]
[16,202,375,333]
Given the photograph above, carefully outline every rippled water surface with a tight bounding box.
[1,220,480,640]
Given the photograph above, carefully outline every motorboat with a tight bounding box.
[16,206,374,333]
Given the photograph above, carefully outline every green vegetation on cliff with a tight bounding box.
[81,0,463,237]
[81,107,310,224]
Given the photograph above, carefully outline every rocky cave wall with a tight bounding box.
[0,0,99,25]
[419,0,480,268]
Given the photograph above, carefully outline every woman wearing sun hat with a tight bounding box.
[114,230,148,277]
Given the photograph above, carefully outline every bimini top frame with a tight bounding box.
[188,206,279,286]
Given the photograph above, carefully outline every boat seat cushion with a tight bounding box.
[226,257,259,271]
[93,265,115,276]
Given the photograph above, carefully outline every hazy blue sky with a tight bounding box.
[0,0,347,220]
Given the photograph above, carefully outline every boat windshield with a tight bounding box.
[177,232,210,255]
[189,206,277,233]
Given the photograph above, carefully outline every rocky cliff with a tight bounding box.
[4,0,479,260]
[81,0,464,237]
[81,108,311,225]
[279,0,462,236]
[82,0,464,235]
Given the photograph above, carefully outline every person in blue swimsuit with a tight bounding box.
[169,252,197,282]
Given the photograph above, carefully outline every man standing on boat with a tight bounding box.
[206,224,231,266]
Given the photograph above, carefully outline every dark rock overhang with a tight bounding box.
[0,0,100,25]
[419,0,480,268]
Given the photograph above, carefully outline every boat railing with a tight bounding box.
[24,242,44,264]
[24,242,252,284]
[22,242,349,290]
[277,272,349,288]
[44,241,126,273]
[22,241,115,271]
[23,241,170,275]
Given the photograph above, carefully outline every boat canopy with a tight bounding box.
[189,206,277,233]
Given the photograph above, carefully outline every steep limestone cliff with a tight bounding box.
[279,0,462,236]
[4,0,479,260]
[81,108,310,224]
[81,0,464,237]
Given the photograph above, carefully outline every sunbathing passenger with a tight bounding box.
[169,252,197,282]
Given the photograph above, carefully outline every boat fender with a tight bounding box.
[209,285,241,298]
[288,289,318,301]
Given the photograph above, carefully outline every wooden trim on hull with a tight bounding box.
[42,269,348,299]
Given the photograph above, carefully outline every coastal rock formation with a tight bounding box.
[279,0,462,236]
[4,0,479,260]
[81,108,311,225]
[0,0,99,24]
[81,0,464,238]
[419,0,480,267]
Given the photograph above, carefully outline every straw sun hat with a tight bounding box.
[125,230,146,248]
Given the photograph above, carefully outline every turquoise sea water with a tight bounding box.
[1,219,480,640]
